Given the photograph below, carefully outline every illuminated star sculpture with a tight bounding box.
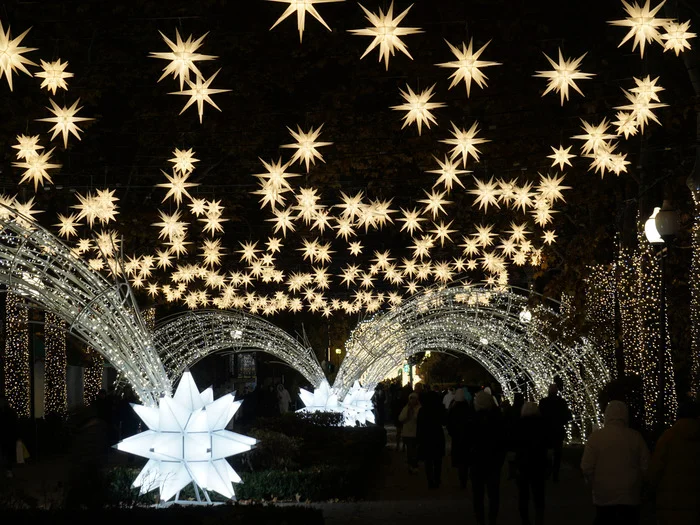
[391,84,445,135]
[349,1,423,70]
[12,134,43,160]
[268,0,344,42]
[428,155,468,192]
[282,124,332,172]
[661,20,695,56]
[35,59,73,94]
[149,30,217,90]
[116,370,256,502]
[341,381,375,426]
[37,99,94,148]
[534,49,594,105]
[170,69,230,124]
[437,38,501,97]
[13,148,61,190]
[547,145,575,170]
[157,170,199,206]
[0,21,37,91]
[441,121,490,166]
[608,0,669,57]
[299,379,343,414]
[169,148,199,175]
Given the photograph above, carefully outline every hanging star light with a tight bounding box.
[398,208,425,235]
[281,124,332,172]
[608,0,669,57]
[614,87,667,132]
[170,70,230,124]
[441,121,489,167]
[267,208,296,237]
[54,213,80,239]
[348,241,363,256]
[470,176,501,211]
[268,0,344,42]
[34,59,73,94]
[12,134,43,160]
[157,170,199,206]
[613,111,639,138]
[418,189,452,219]
[391,84,444,135]
[430,220,456,247]
[0,21,37,91]
[547,145,575,170]
[534,49,594,105]
[573,119,617,155]
[349,1,422,70]
[116,370,255,502]
[437,38,501,97]
[428,155,468,192]
[149,30,216,90]
[335,191,365,220]
[537,173,570,203]
[153,210,188,241]
[169,148,199,175]
[37,99,94,148]
[12,148,61,190]
[661,20,695,55]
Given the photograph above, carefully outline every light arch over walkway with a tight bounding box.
[335,284,609,438]
[153,309,326,388]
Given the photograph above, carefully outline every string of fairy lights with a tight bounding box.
[690,191,700,399]
[44,311,67,417]
[4,292,31,418]
[83,347,103,406]
[584,265,617,378]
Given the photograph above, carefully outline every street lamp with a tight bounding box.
[645,200,679,431]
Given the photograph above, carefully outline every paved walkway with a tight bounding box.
[312,426,655,525]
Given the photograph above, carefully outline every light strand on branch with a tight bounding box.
[83,347,103,406]
[44,312,67,417]
[4,292,31,418]
[690,191,700,399]
[585,264,617,378]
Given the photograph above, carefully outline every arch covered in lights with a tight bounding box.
[0,211,171,406]
[154,309,326,388]
[335,284,609,439]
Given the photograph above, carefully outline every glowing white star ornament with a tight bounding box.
[349,1,422,70]
[547,145,575,170]
[117,371,255,502]
[0,21,37,91]
[661,20,695,56]
[534,49,594,105]
[341,381,375,426]
[299,379,343,415]
[37,99,94,148]
[268,0,344,42]
[149,30,217,90]
[170,69,230,124]
[608,0,669,57]
[392,84,445,135]
[437,38,500,97]
[281,124,332,172]
[35,59,73,94]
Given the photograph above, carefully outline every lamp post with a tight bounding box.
[645,200,679,431]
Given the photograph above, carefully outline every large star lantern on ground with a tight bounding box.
[341,381,375,426]
[116,370,256,502]
[298,379,343,415]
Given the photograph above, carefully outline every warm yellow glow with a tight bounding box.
[534,49,594,106]
[268,0,344,42]
[35,59,73,94]
[37,99,93,148]
[0,21,36,91]
[170,69,230,124]
[437,38,500,97]
[391,84,444,135]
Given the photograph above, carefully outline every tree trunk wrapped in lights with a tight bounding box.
[83,347,103,406]
[4,291,30,418]
[44,311,67,417]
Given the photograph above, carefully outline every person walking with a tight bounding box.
[469,390,506,525]
[513,402,550,525]
[648,401,700,525]
[447,388,474,489]
[277,383,292,414]
[581,400,649,525]
[443,387,455,410]
[539,383,571,482]
[399,392,421,473]
[417,390,446,489]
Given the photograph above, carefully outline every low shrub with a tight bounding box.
[244,430,303,472]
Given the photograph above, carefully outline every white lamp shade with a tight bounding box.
[655,200,680,238]
[645,207,663,243]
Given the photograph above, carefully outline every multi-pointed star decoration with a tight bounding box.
[418,189,452,219]
[349,1,422,70]
[0,21,36,91]
[428,155,468,192]
[117,371,255,502]
[35,59,73,95]
[441,121,490,166]
[573,119,617,155]
[534,49,594,105]
[169,148,199,175]
[13,148,61,190]
[12,135,43,160]
[437,38,501,97]
[661,20,696,55]
[156,170,199,206]
[54,213,80,239]
[398,208,426,235]
[392,84,445,135]
[170,69,230,124]
[608,0,669,57]
[282,124,333,172]
[470,176,501,211]
[37,99,94,148]
[268,0,344,42]
[547,145,575,170]
[149,30,217,89]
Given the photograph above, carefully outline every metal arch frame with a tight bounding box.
[336,283,609,439]
[0,211,171,406]
[153,309,326,388]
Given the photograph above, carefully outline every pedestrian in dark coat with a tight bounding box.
[416,390,446,489]
[539,383,571,482]
[469,390,506,525]
[447,388,474,489]
[513,401,549,525]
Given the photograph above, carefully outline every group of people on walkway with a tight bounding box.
[394,381,700,525]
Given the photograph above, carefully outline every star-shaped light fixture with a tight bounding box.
[170,69,230,124]
[470,176,501,211]
[149,30,216,89]
[349,1,422,70]
[661,20,695,55]
[437,38,500,97]
[547,145,575,170]
[268,0,344,42]
[441,121,489,166]
[0,21,36,91]
[12,135,43,160]
[157,170,199,206]
[169,148,199,175]
[608,0,669,57]
[13,148,61,190]
[37,99,93,148]
[282,124,332,172]
[391,84,444,135]
[428,155,468,192]
[54,213,80,239]
[418,189,452,219]
[35,59,73,94]
[117,370,255,502]
[534,49,594,105]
